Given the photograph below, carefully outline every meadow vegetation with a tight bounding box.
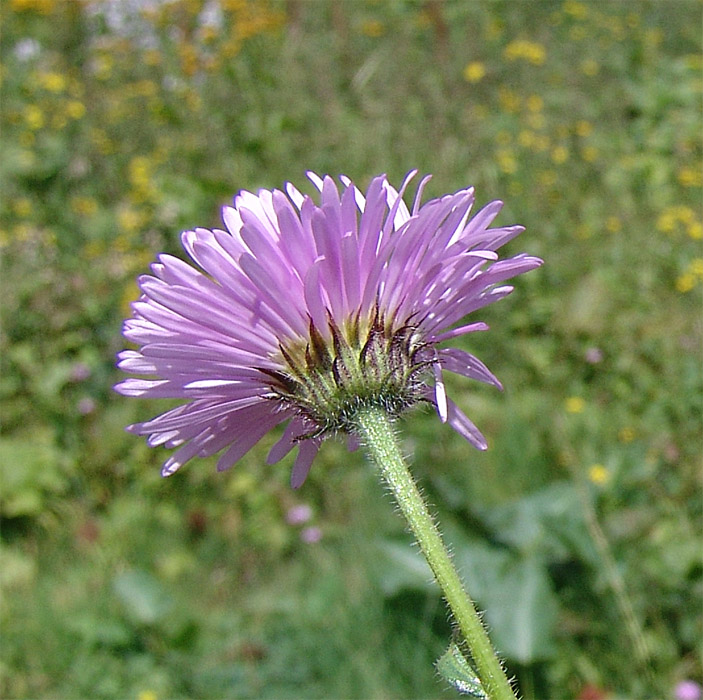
[1,1,701,698]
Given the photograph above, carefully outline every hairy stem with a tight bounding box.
[354,405,517,700]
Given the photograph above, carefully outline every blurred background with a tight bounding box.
[1,1,701,698]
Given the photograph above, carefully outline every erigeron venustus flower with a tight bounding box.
[116,171,542,487]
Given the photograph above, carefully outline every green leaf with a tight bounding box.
[436,642,487,698]
[446,527,560,663]
[0,427,68,518]
[372,540,434,597]
[481,556,559,663]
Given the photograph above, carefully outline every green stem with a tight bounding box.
[354,406,517,700]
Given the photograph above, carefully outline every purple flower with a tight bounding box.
[676,681,702,700]
[115,172,542,487]
[286,504,313,525]
[300,526,323,544]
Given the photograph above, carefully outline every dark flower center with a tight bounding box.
[260,310,434,438]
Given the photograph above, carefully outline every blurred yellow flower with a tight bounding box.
[526,112,545,130]
[644,28,663,46]
[626,12,640,28]
[676,273,696,293]
[690,258,703,276]
[563,0,588,19]
[12,198,32,217]
[588,464,610,485]
[503,39,547,66]
[618,427,635,443]
[94,54,114,80]
[71,197,99,216]
[10,0,56,13]
[66,100,86,119]
[575,224,591,239]
[580,146,599,162]
[463,61,486,83]
[497,149,517,174]
[678,167,702,188]
[538,170,557,187]
[40,72,67,93]
[565,396,585,414]
[518,130,536,148]
[137,691,158,700]
[689,222,703,240]
[485,18,504,40]
[144,49,162,66]
[25,105,44,130]
[526,95,544,112]
[498,87,520,113]
[605,216,621,233]
[551,145,569,164]
[580,59,599,76]
[575,120,593,137]
[361,19,385,37]
[656,210,676,233]
[118,207,145,233]
[676,206,694,224]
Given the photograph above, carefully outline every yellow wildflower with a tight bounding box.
[361,19,385,38]
[518,130,536,148]
[580,59,599,77]
[581,146,599,162]
[565,396,585,414]
[463,61,486,83]
[575,120,593,137]
[12,198,32,217]
[137,690,158,700]
[144,49,162,66]
[676,273,696,293]
[690,258,703,276]
[605,216,621,233]
[678,167,702,188]
[526,95,543,112]
[656,209,677,234]
[70,197,99,216]
[496,149,517,175]
[25,105,44,130]
[503,39,547,66]
[688,222,703,240]
[40,72,67,93]
[551,145,569,164]
[618,427,636,443]
[526,112,545,130]
[563,0,588,19]
[498,87,521,113]
[588,464,610,485]
[66,100,86,119]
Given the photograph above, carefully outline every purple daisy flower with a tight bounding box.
[116,171,542,487]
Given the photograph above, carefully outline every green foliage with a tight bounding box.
[1,1,701,699]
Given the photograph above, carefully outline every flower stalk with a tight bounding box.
[354,405,517,700]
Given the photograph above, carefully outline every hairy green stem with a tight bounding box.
[354,406,517,700]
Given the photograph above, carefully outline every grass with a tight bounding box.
[1,1,702,698]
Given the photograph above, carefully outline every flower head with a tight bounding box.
[116,171,542,487]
